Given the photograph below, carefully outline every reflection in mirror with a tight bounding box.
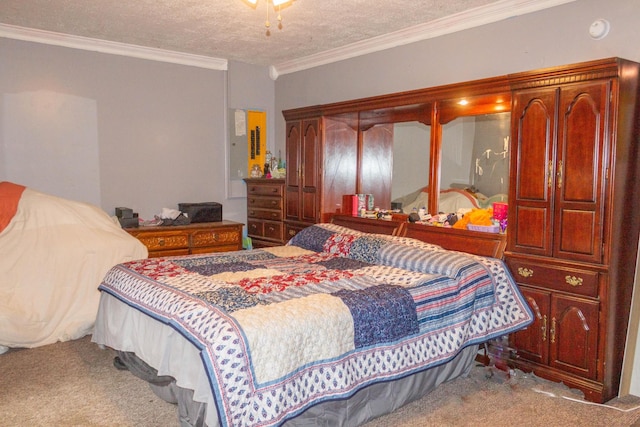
[441,112,510,210]
[391,112,510,215]
[391,122,431,200]
[390,122,431,213]
[228,108,249,198]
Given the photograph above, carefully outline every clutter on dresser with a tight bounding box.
[115,206,139,228]
[178,202,222,223]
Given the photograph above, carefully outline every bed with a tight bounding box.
[92,223,532,426]
[0,181,148,352]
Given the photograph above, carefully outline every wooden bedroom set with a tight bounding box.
[95,57,640,426]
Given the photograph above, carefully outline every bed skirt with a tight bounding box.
[94,292,478,427]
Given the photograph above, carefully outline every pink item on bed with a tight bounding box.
[0,181,26,234]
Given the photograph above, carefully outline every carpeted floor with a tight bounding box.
[1,335,640,426]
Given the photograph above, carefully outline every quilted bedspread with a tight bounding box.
[98,223,533,427]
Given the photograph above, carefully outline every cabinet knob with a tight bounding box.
[565,275,583,286]
[158,239,165,247]
[518,267,533,278]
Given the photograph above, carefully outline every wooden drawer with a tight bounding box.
[285,222,309,241]
[263,221,283,240]
[505,258,599,298]
[191,227,242,248]
[148,248,190,257]
[247,219,264,237]
[247,183,283,196]
[132,231,189,251]
[191,244,241,254]
[247,196,283,210]
[248,208,283,221]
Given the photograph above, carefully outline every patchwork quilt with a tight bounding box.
[98,223,533,427]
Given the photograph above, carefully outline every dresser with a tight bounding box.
[244,178,286,247]
[125,221,243,258]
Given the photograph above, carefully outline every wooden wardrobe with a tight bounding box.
[280,57,640,402]
[504,58,640,403]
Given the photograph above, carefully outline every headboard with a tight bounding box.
[329,214,404,236]
[398,222,507,259]
[330,213,507,259]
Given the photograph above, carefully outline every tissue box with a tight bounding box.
[178,202,222,223]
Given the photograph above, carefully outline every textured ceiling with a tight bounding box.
[0,0,563,68]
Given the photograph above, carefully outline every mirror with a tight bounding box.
[228,108,249,198]
[441,112,510,198]
[391,112,510,214]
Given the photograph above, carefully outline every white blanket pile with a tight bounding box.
[0,182,147,350]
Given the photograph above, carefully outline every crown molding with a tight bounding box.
[270,0,577,79]
[0,23,228,71]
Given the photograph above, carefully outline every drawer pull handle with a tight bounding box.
[565,275,583,286]
[158,239,165,247]
[550,317,557,344]
[518,267,534,278]
[288,230,297,236]
[541,315,547,342]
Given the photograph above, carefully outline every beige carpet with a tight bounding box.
[1,335,640,427]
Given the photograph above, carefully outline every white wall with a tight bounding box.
[273,0,640,396]
[0,40,275,226]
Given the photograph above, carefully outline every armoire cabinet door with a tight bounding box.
[510,80,610,264]
[510,286,550,365]
[301,119,320,223]
[550,294,599,380]
[509,88,556,257]
[285,119,320,223]
[285,121,301,221]
[553,81,609,264]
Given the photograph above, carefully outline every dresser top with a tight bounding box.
[124,220,243,232]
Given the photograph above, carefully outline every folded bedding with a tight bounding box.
[96,223,532,426]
